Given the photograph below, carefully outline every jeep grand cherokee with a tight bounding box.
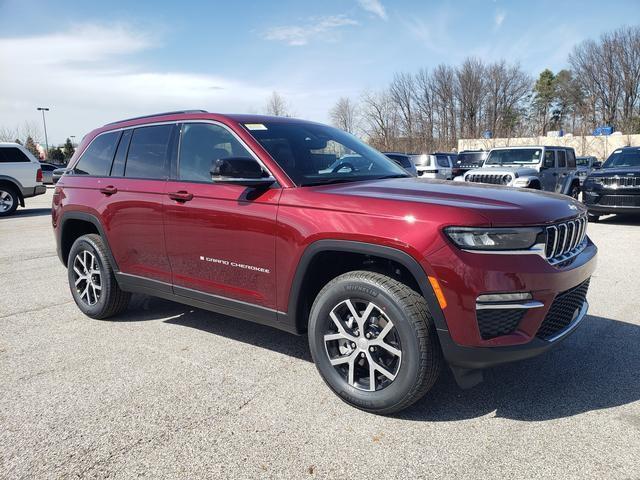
[52,111,597,414]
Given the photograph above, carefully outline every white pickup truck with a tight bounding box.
[0,143,46,216]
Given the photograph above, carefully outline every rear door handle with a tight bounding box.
[100,185,118,195]
[168,191,194,202]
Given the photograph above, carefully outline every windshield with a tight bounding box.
[244,121,409,186]
[456,152,485,167]
[602,150,640,169]
[576,157,592,167]
[485,148,542,165]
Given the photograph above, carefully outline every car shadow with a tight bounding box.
[1,208,51,219]
[115,297,639,422]
[595,214,640,226]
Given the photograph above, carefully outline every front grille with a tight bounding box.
[597,194,640,207]
[466,173,512,185]
[544,215,588,264]
[597,176,640,188]
[536,279,590,340]
[477,309,525,340]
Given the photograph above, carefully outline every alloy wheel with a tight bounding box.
[323,299,402,391]
[0,190,14,213]
[72,250,102,306]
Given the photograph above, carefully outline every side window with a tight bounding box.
[74,132,120,176]
[557,150,566,168]
[544,150,555,168]
[0,147,32,163]
[125,125,174,179]
[178,123,256,182]
[436,155,449,168]
[566,150,576,168]
[110,129,132,177]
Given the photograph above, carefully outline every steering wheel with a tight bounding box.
[331,161,356,173]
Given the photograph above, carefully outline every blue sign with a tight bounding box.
[482,130,492,139]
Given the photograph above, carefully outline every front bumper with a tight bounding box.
[583,186,640,215]
[422,236,597,372]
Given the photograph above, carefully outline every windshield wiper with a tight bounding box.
[300,178,360,187]
[376,174,410,180]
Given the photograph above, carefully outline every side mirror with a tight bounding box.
[210,157,275,187]
[593,161,602,169]
[52,168,70,183]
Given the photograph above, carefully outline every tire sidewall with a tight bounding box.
[67,235,112,317]
[0,186,18,217]
[308,275,423,412]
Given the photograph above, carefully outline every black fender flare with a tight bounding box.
[58,211,119,270]
[280,239,448,334]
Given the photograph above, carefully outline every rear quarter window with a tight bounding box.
[557,150,566,168]
[74,132,120,176]
[0,147,31,163]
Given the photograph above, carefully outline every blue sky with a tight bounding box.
[0,0,638,143]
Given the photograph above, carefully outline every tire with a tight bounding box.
[588,213,600,223]
[308,270,442,414]
[568,183,580,200]
[67,234,130,319]
[527,182,541,190]
[0,185,19,217]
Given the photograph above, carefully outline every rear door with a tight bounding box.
[0,145,39,192]
[97,124,177,284]
[555,149,568,193]
[163,121,280,311]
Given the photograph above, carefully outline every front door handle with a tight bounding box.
[168,191,194,202]
[100,185,118,195]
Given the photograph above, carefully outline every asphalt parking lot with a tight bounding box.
[1,189,639,479]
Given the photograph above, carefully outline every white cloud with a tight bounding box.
[264,15,358,46]
[494,10,506,29]
[0,25,273,143]
[356,0,388,20]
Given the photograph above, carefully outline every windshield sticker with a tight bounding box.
[245,123,268,131]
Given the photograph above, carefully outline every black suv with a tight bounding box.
[582,146,640,220]
[452,150,487,178]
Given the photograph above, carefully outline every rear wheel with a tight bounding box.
[308,271,442,414]
[0,186,19,217]
[68,234,130,319]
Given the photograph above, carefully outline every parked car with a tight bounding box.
[452,150,488,178]
[462,146,582,198]
[0,142,46,216]
[53,111,597,414]
[575,156,601,185]
[39,163,58,184]
[412,152,455,179]
[382,152,418,176]
[582,146,640,221]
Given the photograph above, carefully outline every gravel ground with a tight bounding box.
[1,189,639,479]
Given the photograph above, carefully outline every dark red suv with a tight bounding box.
[52,111,597,414]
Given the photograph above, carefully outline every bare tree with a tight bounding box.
[456,58,486,139]
[264,91,291,117]
[431,64,457,149]
[612,26,640,131]
[389,73,417,150]
[0,126,18,142]
[414,68,435,151]
[484,61,531,138]
[360,89,400,151]
[329,97,360,134]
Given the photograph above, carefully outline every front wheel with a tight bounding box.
[568,183,580,200]
[308,271,442,414]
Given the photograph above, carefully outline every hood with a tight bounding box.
[465,166,539,177]
[309,177,586,226]
[588,167,640,177]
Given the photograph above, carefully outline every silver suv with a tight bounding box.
[462,146,581,198]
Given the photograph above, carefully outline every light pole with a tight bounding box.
[37,107,50,159]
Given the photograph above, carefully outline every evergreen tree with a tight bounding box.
[24,136,40,159]
[48,147,65,164]
[533,69,557,135]
[62,138,75,161]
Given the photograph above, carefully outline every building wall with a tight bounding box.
[458,134,640,160]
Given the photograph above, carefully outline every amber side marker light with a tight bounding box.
[428,276,447,309]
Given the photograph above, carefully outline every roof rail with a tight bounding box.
[104,110,208,126]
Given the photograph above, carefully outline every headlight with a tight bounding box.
[444,227,543,251]
[513,178,530,186]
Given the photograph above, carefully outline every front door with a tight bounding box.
[163,122,280,311]
[539,149,557,191]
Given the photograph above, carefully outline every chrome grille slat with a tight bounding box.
[544,215,588,265]
[598,176,640,188]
